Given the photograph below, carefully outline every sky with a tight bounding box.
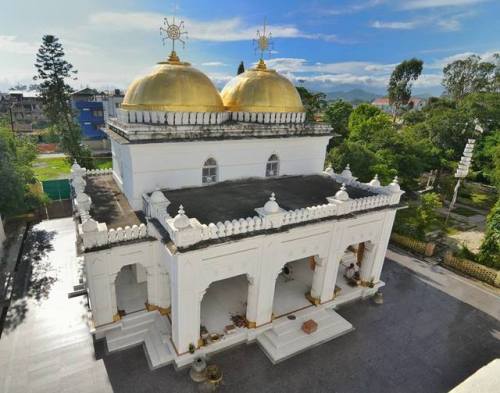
[0,0,499,95]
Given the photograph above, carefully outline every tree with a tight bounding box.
[442,54,499,101]
[296,86,326,122]
[34,35,93,168]
[387,58,423,120]
[478,198,500,269]
[324,100,353,138]
[237,61,245,75]
[327,103,433,190]
[0,118,45,216]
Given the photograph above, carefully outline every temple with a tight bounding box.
[71,19,404,368]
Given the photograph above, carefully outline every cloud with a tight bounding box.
[201,62,227,67]
[371,20,418,30]
[88,12,341,43]
[402,0,487,10]
[0,36,37,55]
[371,11,476,32]
[322,0,385,16]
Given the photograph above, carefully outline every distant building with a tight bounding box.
[71,88,124,152]
[372,97,425,114]
[71,88,107,140]
[2,91,47,132]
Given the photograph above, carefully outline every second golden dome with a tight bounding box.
[221,62,305,113]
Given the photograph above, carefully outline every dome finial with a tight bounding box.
[160,12,188,64]
[254,18,273,70]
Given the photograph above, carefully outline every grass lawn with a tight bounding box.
[33,157,71,180]
[95,158,112,169]
[33,157,113,180]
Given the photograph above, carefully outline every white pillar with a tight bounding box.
[319,252,343,302]
[359,242,378,283]
[170,261,202,354]
[371,210,397,283]
[310,256,327,303]
[245,276,259,327]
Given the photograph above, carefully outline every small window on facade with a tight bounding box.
[266,154,279,177]
[202,158,217,184]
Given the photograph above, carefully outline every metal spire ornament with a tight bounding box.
[253,18,273,70]
[160,8,188,64]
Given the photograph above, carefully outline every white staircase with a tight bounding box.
[105,310,174,369]
[257,307,353,364]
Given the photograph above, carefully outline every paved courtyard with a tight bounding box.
[1,218,499,393]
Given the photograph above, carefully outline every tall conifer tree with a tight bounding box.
[34,35,93,168]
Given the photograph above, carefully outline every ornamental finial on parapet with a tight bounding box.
[341,164,352,179]
[389,176,400,193]
[264,192,280,214]
[369,174,381,187]
[173,204,190,229]
[334,183,350,201]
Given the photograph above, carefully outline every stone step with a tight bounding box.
[143,328,174,369]
[104,310,174,369]
[267,314,344,348]
[257,309,353,364]
[107,329,147,352]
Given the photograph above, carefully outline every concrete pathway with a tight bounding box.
[386,248,500,320]
[0,218,112,393]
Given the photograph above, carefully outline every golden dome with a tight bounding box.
[221,60,304,113]
[122,52,224,112]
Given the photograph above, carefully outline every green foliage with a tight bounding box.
[478,198,500,269]
[34,35,93,168]
[394,193,443,240]
[0,119,44,216]
[442,54,499,101]
[388,58,423,118]
[327,103,434,190]
[456,244,478,261]
[296,86,326,122]
[324,100,353,138]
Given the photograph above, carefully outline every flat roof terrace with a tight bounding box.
[162,174,376,225]
[85,174,144,229]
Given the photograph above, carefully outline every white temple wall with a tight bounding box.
[169,208,396,353]
[85,239,170,327]
[111,136,330,209]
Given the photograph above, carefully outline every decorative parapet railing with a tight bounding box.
[85,168,113,176]
[117,108,230,126]
[116,108,305,126]
[70,163,149,251]
[146,167,404,249]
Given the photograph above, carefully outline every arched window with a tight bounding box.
[266,154,279,177]
[202,158,218,184]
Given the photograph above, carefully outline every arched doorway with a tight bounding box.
[272,257,316,317]
[115,263,148,316]
[200,274,249,341]
[335,241,376,299]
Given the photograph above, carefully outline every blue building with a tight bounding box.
[71,88,106,140]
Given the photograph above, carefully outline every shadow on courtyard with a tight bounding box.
[1,228,57,334]
[95,260,500,393]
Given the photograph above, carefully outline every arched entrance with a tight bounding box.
[335,241,376,299]
[200,274,249,340]
[272,257,316,317]
[115,263,148,316]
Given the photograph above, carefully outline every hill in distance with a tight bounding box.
[325,89,380,103]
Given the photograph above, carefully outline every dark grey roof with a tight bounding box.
[85,175,144,229]
[163,174,376,225]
